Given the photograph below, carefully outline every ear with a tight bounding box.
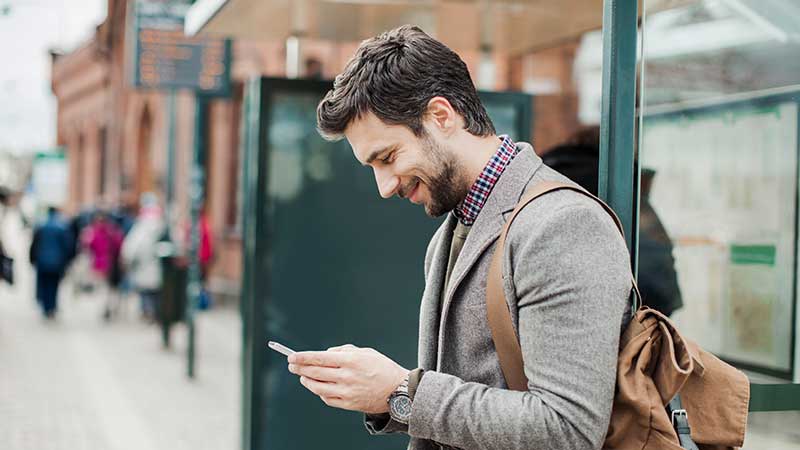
[425,97,459,135]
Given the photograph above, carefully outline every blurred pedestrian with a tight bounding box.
[109,200,137,301]
[29,207,73,318]
[66,207,96,296]
[199,212,213,277]
[68,207,95,263]
[0,235,12,286]
[111,201,136,236]
[0,191,13,286]
[82,210,124,320]
[186,207,214,310]
[121,194,166,322]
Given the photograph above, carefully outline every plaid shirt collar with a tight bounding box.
[453,135,520,226]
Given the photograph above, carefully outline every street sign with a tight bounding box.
[31,150,68,208]
[131,0,231,96]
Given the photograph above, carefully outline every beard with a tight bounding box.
[413,135,468,218]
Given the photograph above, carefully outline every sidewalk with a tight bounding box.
[0,228,240,450]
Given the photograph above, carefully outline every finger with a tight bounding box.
[299,376,343,398]
[327,344,358,352]
[288,351,349,367]
[288,364,343,382]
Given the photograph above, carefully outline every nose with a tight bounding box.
[373,167,399,199]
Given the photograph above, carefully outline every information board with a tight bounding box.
[640,99,799,375]
[132,0,231,95]
[32,150,69,208]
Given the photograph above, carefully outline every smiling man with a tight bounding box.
[286,25,632,450]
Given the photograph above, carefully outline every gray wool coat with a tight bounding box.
[366,143,632,450]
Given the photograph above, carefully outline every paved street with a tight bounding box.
[0,214,240,450]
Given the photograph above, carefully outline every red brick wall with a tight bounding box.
[508,39,582,153]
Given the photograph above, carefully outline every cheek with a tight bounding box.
[398,160,434,182]
[390,165,420,185]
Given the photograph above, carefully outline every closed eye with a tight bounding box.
[380,152,395,164]
[364,144,400,166]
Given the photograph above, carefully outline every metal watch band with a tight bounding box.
[388,376,412,424]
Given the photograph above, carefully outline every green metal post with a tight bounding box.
[162,89,176,349]
[166,91,177,205]
[240,78,265,450]
[599,0,639,264]
[186,93,207,379]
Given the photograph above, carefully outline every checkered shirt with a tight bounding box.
[454,135,520,226]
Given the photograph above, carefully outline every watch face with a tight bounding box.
[390,394,412,421]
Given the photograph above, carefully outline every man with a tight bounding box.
[30,207,73,318]
[287,25,632,450]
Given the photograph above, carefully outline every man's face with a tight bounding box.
[345,112,466,217]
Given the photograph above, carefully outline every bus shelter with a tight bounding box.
[187,0,800,448]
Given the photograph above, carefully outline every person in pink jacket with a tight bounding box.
[81,211,123,319]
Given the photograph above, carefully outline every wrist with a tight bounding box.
[396,368,410,390]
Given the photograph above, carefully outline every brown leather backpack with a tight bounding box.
[486,181,749,450]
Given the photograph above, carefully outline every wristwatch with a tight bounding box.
[388,377,413,424]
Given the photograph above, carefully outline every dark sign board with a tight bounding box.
[131,0,231,96]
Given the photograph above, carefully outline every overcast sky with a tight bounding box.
[0,0,106,154]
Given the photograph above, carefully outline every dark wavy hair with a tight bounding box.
[316,25,495,141]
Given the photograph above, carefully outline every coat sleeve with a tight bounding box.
[406,195,632,450]
[363,413,409,435]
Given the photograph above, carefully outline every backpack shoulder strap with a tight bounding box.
[486,181,641,392]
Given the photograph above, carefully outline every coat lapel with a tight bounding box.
[417,214,455,370]
[437,145,543,362]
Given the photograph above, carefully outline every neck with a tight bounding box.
[459,134,502,187]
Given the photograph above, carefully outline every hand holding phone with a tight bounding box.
[268,340,296,357]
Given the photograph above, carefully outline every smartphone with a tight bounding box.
[268,340,296,357]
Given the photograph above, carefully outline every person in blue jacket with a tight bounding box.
[29,207,73,318]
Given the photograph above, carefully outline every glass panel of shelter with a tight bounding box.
[636,0,800,446]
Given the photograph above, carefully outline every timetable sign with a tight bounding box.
[132,0,231,95]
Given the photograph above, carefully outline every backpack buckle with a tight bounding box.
[671,409,688,427]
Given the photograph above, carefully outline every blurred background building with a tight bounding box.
[49,0,608,306]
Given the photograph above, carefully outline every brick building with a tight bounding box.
[50,0,585,301]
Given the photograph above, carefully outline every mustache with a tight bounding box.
[398,178,420,199]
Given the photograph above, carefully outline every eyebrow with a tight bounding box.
[363,144,398,166]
